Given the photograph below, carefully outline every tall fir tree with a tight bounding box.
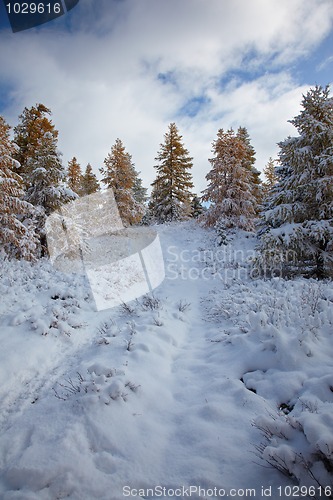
[257,85,333,278]
[132,169,148,205]
[236,126,262,209]
[81,163,100,196]
[201,128,257,230]
[25,131,76,254]
[263,157,279,191]
[26,132,76,216]
[13,104,57,188]
[151,123,194,222]
[100,139,144,226]
[67,157,83,196]
[0,116,37,260]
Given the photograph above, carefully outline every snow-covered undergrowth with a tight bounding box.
[203,232,333,492]
[0,222,332,499]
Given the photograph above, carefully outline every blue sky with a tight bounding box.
[0,0,332,193]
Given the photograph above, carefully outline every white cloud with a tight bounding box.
[0,0,332,193]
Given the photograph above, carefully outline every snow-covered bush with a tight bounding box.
[205,267,333,492]
[254,393,333,491]
[53,364,139,405]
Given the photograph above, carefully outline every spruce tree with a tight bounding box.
[0,116,37,260]
[132,169,148,205]
[26,131,77,254]
[151,123,194,222]
[201,128,257,230]
[14,104,76,255]
[26,132,76,215]
[100,139,144,226]
[67,157,83,196]
[14,104,57,188]
[263,157,278,191]
[82,163,100,196]
[236,126,262,209]
[257,85,333,278]
[191,194,204,218]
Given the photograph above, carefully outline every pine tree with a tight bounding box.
[236,126,262,209]
[81,163,100,196]
[201,128,257,230]
[0,116,37,260]
[14,104,76,255]
[191,194,204,218]
[26,132,76,215]
[257,85,333,278]
[132,169,148,205]
[67,157,83,196]
[263,157,279,191]
[151,123,194,222]
[256,157,280,237]
[100,139,144,226]
[13,104,57,188]
[26,131,77,254]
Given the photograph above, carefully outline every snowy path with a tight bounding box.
[97,223,277,498]
[133,223,269,495]
[0,222,298,499]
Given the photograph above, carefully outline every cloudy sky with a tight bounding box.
[0,0,333,194]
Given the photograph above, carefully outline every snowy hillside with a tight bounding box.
[0,222,332,500]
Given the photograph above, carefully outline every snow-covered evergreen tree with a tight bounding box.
[132,169,148,205]
[0,116,37,260]
[151,123,194,222]
[257,85,333,278]
[100,139,144,226]
[81,163,100,196]
[26,132,76,216]
[13,104,57,189]
[14,104,76,255]
[263,157,278,191]
[25,131,76,254]
[67,157,84,196]
[201,128,257,230]
[236,126,262,209]
[191,194,204,218]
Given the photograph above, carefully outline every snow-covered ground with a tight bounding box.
[0,222,332,500]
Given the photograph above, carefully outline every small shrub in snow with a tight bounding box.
[127,320,137,336]
[125,381,141,392]
[300,282,323,316]
[140,294,161,311]
[125,338,135,351]
[52,372,85,400]
[53,366,137,405]
[97,318,120,337]
[176,299,191,312]
[120,301,136,315]
[97,337,110,345]
[152,314,163,327]
[254,403,333,491]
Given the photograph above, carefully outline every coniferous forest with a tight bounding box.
[0,84,332,277]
